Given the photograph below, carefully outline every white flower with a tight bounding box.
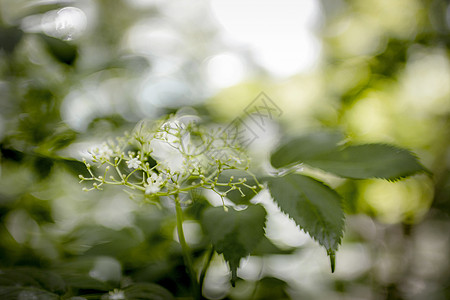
[88,143,114,162]
[145,173,164,194]
[107,289,125,300]
[126,157,141,169]
[98,143,114,160]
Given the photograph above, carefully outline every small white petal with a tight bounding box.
[126,158,141,169]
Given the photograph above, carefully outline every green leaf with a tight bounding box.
[302,144,427,180]
[271,131,343,169]
[267,174,344,272]
[201,204,267,286]
[63,225,142,256]
[0,286,59,300]
[252,277,290,300]
[52,257,116,290]
[251,236,295,256]
[271,132,427,180]
[124,283,175,300]
[0,25,23,54]
[39,34,78,65]
[0,267,66,294]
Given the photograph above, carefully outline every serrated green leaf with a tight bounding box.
[271,132,343,169]
[303,144,427,180]
[267,174,344,271]
[201,204,266,286]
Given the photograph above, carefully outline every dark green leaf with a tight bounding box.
[0,267,66,294]
[63,225,142,256]
[201,204,267,286]
[251,236,294,256]
[252,277,290,300]
[124,283,175,300]
[52,257,113,290]
[40,34,78,65]
[267,174,344,271]
[0,26,23,54]
[0,287,59,300]
[271,131,343,169]
[303,144,427,180]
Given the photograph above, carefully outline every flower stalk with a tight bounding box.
[175,194,200,300]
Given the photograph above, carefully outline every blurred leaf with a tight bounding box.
[267,174,344,272]
[0,144,24,162]
[123,283,175,300]
[0,26,23,54]
[0,267,66,294]
[64,225,142,257]
[251,236,294,256]
[302,144,428,180]
[370,39,408,76]
[270,131,343,169]
[21,194,54,223]
[0,286,59,300]
[252,277,290,300]
[38,126,78,152]
[201,204,266,286]
[53,258,113,291]
[39,34,77,65]
[33,156,54,180]
[57,157,89,176]
[184,191,210,220]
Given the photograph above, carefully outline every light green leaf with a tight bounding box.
[303,144,427,180]
[270,132,343,169]
[201,204,266,286]
[267,174,345,272]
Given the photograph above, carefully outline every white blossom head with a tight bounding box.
[145,172,164,194]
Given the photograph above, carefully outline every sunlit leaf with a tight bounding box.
[271,133,427,180]
[267,174,345,272]
[201,204,266,286]
[270,131,343,169]
[302,144,427,180]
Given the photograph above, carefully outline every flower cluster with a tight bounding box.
[79,112,262,205]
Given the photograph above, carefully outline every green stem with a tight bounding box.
[175,195,200,300]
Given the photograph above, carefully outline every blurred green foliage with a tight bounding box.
[0,0,449,299]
